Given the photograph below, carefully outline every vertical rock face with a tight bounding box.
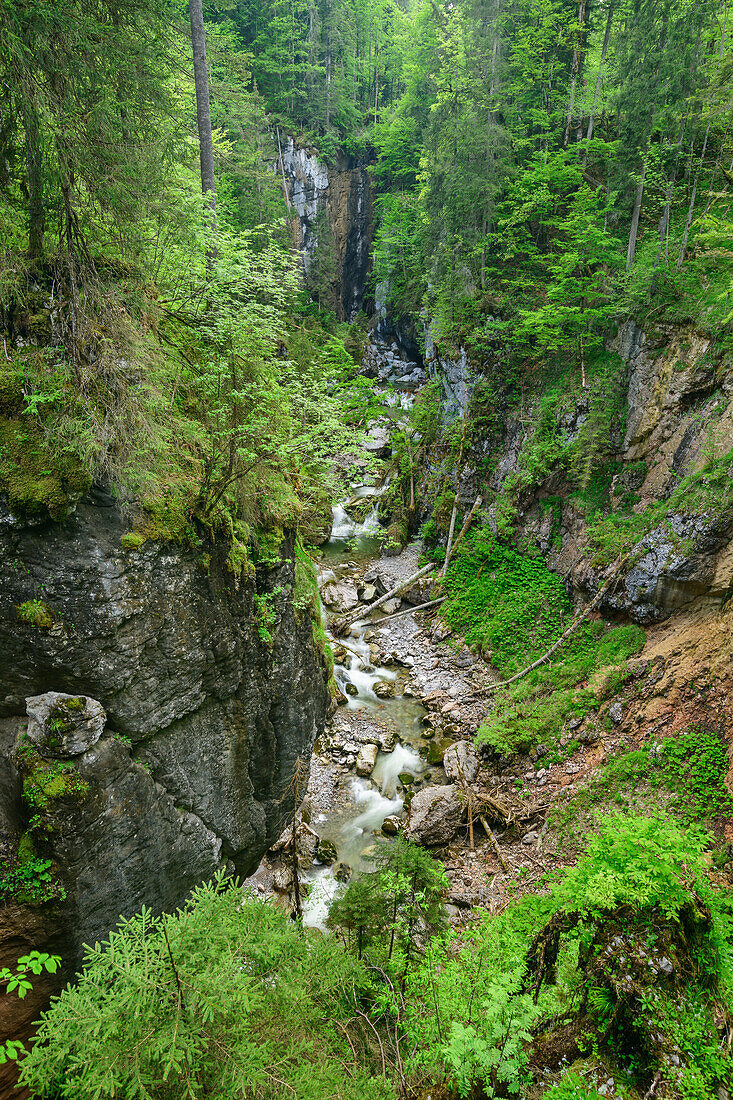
[278,135,374,319]
[417,316,733,626]
[0,496,329,961]
[425,322,477,417]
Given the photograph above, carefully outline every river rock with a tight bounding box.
[25,692,106,757]
[443,740,480,785]
[381,814,401,836]
[381,598,401,614]
[317,838,337,864]
[273,864,294,891]
[373,680,395,699]
[321,580,359,612]
[361,584,377,602]
[609,701,623,724]
[356,743,379,776]
[406,785,463,846]
[333,861,352,882]
[363,422,391,455]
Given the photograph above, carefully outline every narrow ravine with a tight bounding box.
[244,376,477,924]
[300,492,430,926]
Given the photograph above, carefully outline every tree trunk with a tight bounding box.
[24,105,44,262]
[653,116,687,270]
[188,0,217,261]
[373,25,380,126]
[325,33,332,127]
[677,120,711,269]
[626,148,648,269]
[564,0,587,149]
[583,0,614,155]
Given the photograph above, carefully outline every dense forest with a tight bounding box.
[2,0,733,1096]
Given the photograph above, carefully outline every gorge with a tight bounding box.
[2,0,733,1096]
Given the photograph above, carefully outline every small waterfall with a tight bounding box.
[372,744,424,798]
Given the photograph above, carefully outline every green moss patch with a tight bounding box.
[0,413,90,521]
[17,599,54,629]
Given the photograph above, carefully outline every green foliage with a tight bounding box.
[20,875,394,1100]
[0,377,91,521]
[0,951,61,1066]
[253,585,286,649]
[443,528,571,675]
[16,599,53,629]
[542,1072,606,1099]
[553,815,709,920]
[640,988,733,1100]
[0,858,65,905]
[328,837,449,973]
[442,528,645,754]
[19,745,88,816]
[491,351,628,536]
[120,532,146,551]
[656,725,733,822]
[476,620,644,753]
[587,447,733,567]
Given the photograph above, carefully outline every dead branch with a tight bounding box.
[369,597,446,625]
[332,562,437,633]
[480,815,509,872]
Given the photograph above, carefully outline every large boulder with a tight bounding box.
[443,740,480,785]
[406,784,463,846]
[321,580,359,613]
[25,692,106,757]
[356,743,379,776]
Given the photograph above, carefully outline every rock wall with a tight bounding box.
[278,136,374,320]
[0,495,329,966]
[422,318,733,622]
[416,316,733,752]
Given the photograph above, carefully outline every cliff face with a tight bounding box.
[278,136,374,320]
[421,317,733,754]
[0,494,329,964]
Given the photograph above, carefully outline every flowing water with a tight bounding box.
[300,492,429,928]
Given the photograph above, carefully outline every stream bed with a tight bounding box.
[300,491,431,927]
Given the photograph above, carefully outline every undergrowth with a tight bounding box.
[563,724,733,829]
[442,527,646,753]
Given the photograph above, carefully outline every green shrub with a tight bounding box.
[19,876,394,1100]
[443,528,570,675]
[655,724,733,821]
[16,599,54,629]
[542,1072,607,1099]
[476,621,645,753]
[0,858,66,904]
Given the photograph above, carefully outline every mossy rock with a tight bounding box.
[121,531,146,551]
[0,376,90,521]
[317,838,338,865]
[17,599,54,629]
[382,521,408,558]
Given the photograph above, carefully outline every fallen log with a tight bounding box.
[368,596,446,626]
[332,561,437,634]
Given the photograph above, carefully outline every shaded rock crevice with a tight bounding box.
[0,495,329,961]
